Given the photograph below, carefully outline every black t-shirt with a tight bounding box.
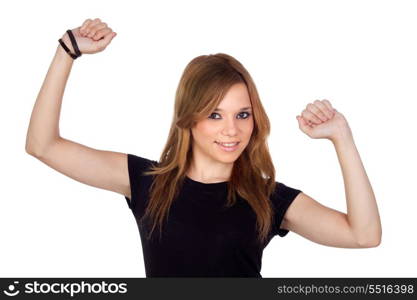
[124,154,302,277]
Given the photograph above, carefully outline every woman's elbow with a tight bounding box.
[358,234,382,248]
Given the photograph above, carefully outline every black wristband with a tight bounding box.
[58,38,78,59]
[58,29,82,59]
[66,29,82,58]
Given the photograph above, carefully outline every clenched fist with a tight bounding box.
[60,18,117,55]
[296,99,352,142]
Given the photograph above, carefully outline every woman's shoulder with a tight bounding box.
[126,153,158,171]
[272,181,303,201]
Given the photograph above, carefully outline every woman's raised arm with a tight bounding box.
[24,19,129,198]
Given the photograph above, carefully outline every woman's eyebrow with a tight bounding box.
[214,107,252,112]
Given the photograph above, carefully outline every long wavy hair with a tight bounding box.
[142,53,277,245]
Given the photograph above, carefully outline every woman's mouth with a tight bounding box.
[215,141,240,152]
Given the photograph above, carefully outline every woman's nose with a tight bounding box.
[221,119,238,135]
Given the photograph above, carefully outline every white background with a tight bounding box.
[1,0,416,277]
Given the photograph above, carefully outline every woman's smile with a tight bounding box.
[215,141,240,152]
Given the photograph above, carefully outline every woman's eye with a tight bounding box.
[208,112,251,119]
[239,112,251,119]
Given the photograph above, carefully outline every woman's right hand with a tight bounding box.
[60,18,117,55]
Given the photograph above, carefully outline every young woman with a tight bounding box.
[25,18,382,278]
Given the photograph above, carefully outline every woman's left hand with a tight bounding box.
[296,99,352,142]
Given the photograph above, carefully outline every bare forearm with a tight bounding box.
[25,44,73,155]
[332,131,382,246]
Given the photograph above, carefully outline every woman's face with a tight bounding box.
[190,82,254,164]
